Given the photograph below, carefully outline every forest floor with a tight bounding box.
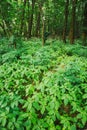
[0,38,87,130]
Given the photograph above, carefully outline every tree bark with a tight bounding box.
[35,11,41,37]
[20,0,26,36]
[69,0,77,44]
[62,0,69,43]
[28,0,35,38]
[82,2,87,45]
[42,16,45,46]
[0,23,7,36]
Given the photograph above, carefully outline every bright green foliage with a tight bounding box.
[0,39,87,129]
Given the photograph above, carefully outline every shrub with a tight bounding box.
[0,39,87,129]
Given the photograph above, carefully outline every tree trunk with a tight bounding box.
[0,23,7,36]
[82,2,87,45]
[20,0,26,36]
[42,16,45,46]
[69,0,77,44]
[62,0,69,43]
[28,0,35,38]
[35,11,41,37]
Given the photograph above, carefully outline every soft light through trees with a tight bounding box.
[0,0,87,45]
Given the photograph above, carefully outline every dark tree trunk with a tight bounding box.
[82,2,87,45]
[28,0,35,38]
[69,0,77,44]
[37,1,45,45]
[62,0,69,43]
[20,0,26,36]
[27,0,30,38]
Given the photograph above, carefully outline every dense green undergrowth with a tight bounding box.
[0,38,87,130]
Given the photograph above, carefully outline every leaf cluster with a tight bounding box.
[0,39,87,130]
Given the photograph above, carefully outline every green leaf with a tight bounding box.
[83,94,87,99]
[33,102,40,110]
[82,115,87,125]
[41,106,45,114]
[71,125,76,130]
[64,97,68,106]
[7,122,13,129]
[2,117,6,127]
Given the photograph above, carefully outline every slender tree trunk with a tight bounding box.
[69,0,77,44]
[20,0,26,36]
[28,0,35,38]
[35,11,41,37]
[37,1,45,45]
[1,12,12,36]
[27,0,30,38]
[42,16,45,46]
[82,2,87,45]
[41,5,46,46]
[62,0,69,43]
[0,23,7,36]
[2,20,11,37]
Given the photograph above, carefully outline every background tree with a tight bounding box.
[62,0,69,43]
[69,0,77,44]
[20,0,27,36]
[28,0,36,38]
[82,1,87,45]
[0,0,86,46]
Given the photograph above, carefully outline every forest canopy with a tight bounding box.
[0,0,87,45]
